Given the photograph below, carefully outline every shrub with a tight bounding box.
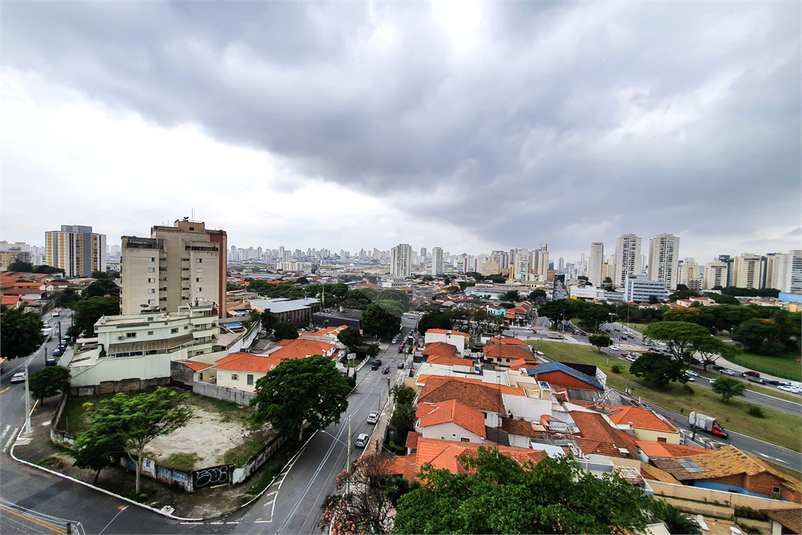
[611,364,623,374]
[746,405,765,418]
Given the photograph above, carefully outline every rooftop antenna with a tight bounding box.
[191,207,195,221]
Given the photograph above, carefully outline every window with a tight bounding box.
[185,326,189,330]
[772,486,781,494]
[460,437,471,442]
[148,278,155,283]
[148,331,154,335]
[247,374,254,386]
[148,289,155,294]
[198,372,203,381]
[196,268,202,273]
[126,332,136,338]
[148,267,155,273]
[197,258,203,263]
[195,277,202,283]
[657,437,667,443]
[149,257,155,262]
[197,287,202,292]
[171,328,178,334]
[231,373,238,381]
[148,299,155,305]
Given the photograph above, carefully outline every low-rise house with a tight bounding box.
[267,338,336,360]
[424,329,470,354]
[604,406,682,444]
[415,400,488,444]
[482,344,536,368]
[569,410,641,460]
[523,361,604,391]
[211,352,284,392]
[298,325,348,344]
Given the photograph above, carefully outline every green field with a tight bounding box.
[722,351,801,381]
[531,341,802,452]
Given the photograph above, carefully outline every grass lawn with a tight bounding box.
[531,341,802,452]
[721,351,801,382]
[620,321,649,332]
[696,370,801,404]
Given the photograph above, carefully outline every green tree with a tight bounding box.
[0,305,45,359]
[711,376,747,403]
[361,304,401,338]
[732,318,778,353]
[82,388,192,493]
[6,261,35,272]
[393,448,654,534]
[536,299,583,324]
[704,304,755,334]
[260,310,278,335]
[692,335,735,370]
[417,312,453,335]
[577,304,609,332]
[642,321,710,363]
[337,326,363,350]
[91,271,109,279]
[499,290,520,302]
[71,424,125,484]
[251,355,350,442]
[663,307,707,326]
[69,297,120,338]
[667,290,701,302]
[652,500,701,534]
[629,352,688,387]
[28,366,71,403]
[588,334,611,353]
[375,299,406,318]
[527,289,547,302]
[82,278,120,298]
[273,322,299,340]
[376,289,410,308]
[391,385,416,406]
[707,293,741,306]
[52,287,81,308]
[366,343,380,359]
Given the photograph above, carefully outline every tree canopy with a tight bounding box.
[273,322,299,340]
[0,305,45,359]
[29,366,71,402]
[361,304,401,338]
[81,387,192,493]
[642,321,710,363]
[629,352,688,387]
[417,312,453,335]
[251,355,351,442]
[711,376,747,404]
[337,326,363,350]
[588,334,611,353]
[392,448,654,534]
[68,297,120,338]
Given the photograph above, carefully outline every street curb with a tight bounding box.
[9,427,204,523]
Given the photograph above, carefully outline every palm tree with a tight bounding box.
[653,500,701,534]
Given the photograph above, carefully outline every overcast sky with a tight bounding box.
[2,1,799,263]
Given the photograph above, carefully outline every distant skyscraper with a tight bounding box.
[613,234,642,289]
[703,260,729,290]
[588,242,604,287]
[647,234,680,290]
[732,253,762,289]
[532,244,549,281]
[558,257,565,271]
[510,248,530,280]
[45,225,106,277]
[766,250,802,294]
[491,250,509,270]
[390,243,413,277]
[678,258,703,291]
[420,247,427,261]
[430,247,443,275]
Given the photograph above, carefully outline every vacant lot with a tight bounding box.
[531,341,801,452]
[58,390,274,470]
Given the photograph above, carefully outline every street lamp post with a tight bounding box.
[24,361,31,434]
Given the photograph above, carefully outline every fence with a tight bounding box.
[649,480,800,518]
[50,392,76,446]
[192,381,256,406]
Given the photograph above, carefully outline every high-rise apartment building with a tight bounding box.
[531,244,549,282]
[678,258,703,291]
[121,218,227,318]
[390,243,413,278]
[647,234,680,290]
[491,250,509,270]
[510,248,530,280]
[588,242,604,287]
[431,247,444,276]
[766,250,802,294]
[613,234,642,289]
[732,253,762,289]
[45,225,106,277]
[703,260,729,290]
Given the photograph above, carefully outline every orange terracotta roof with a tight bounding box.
[272,339,334,360]
[637,440,708,459]
[405,431,421,450]
[483,344,535,361]
[500,417,540,438]
[426,354,475,367]
[570,411,639,453]
[1,295,22,306]
[179,360,213,372]
[387,455,419,481]
[426,329,469,338]
[487,337,529,346]
[213,352,282,374]
[416,400,486,438]
[418,376,525,414]
[302,325,347,338]
[422,341,458,358]
[507,358,532,370]
[415,437,543,475]
[606,406,679,433]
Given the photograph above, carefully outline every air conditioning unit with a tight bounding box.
[118,335,125,340]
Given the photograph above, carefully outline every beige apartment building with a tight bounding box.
[732,253,762,289]
[121,218,227,318]
[703,260,729,290]
[45,225,106,277]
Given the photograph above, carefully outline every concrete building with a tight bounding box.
[121,218,227,318]
[432,246,444,276]
[733,253,762,289]
[531,244,549,282]
[510,248,530,280]
[623,275,668,303]
[677,258,703,291]
[391,243,413,278]
[766,251,802,294]
[45,225,106,277]
[588,242,604,287]
[647,234,680,290]
[703,260,729,290]
[613,234,642,289]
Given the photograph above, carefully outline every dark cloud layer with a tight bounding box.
[3,1,799,255]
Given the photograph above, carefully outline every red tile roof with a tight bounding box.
[179,360,213,372]
[405,431,421,450]
[415,437,543,474]
[636,440,708,459]
[416,400,487,438]
[606,406,679,433]
[570,411,639,455]
[422,341,458,358]
[426,329,469,338]
[271,339,334,360]
[213,352,282,374]
[483,344,535,361]
[418,376,525,414]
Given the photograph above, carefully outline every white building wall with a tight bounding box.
[416,421,486,444]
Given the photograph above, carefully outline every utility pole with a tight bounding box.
[345,417,351,495]
[24,361,31,434]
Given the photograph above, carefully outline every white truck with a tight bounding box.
[689,411,728,439]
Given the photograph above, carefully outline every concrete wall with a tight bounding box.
[70,351,188,387]
[649,480,801,517]
[192,381,256,406]
[417,422,486,444]
[70,376,170,397]
[631,427,681,445]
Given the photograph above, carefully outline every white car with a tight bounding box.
[52,311,60,317]
[686,370,699,378]
[10,372,26,383]
[355,433,369,448]
[609,345,620,351]
[778,385,800,394]
[366,411,379,424]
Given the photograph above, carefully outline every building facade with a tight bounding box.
[45,225,106,277]
[432,246,444,276]
[623,275,668,303]
[613,234,642,289]
[588,242,604,287]
[678,258,703,291]
[647,234,680,291]
[733,253,762,289]
[121,218,227,318]
[703,260,729,290]
[391,243,413,278]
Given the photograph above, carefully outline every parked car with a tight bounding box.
[683,373,695,382]
[371,363,380,371]
[686,370,699,378]
[52,311,60,317]
[742,370,760,378]
[746,376,764,384]
[720,368,738,376]
[52,347,63,357]
[355,433,369,448]
[711,365,725,372]
[46,357,57,366]
[382,367,390,374]
[397,362,404,369]
[609,345,620,351]
[778,385,800,394]
[763,379,783,386]
[10,372,26,383]
[366,412,379,424]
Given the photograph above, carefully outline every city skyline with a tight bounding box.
[2,2,799,264]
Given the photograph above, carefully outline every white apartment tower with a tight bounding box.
[733,253,762,289]
[678,258,703,291]
[390,243,413,278]
[431,247,444,276]
[588,242,604,287]
[45,225,107,277]
[703,260,729,290]
[647,234,680,290]
[531,244,549,281]
[510,248,530,280]
[121,218,227,318]
[613,234,642,289]
[766,250,802,294]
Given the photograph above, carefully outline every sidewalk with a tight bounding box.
[11,396,290,521]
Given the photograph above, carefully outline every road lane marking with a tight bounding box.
[0,425,10,443]
[3,428,18,453]
[0,387,9,395]
[0,504,64,533]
